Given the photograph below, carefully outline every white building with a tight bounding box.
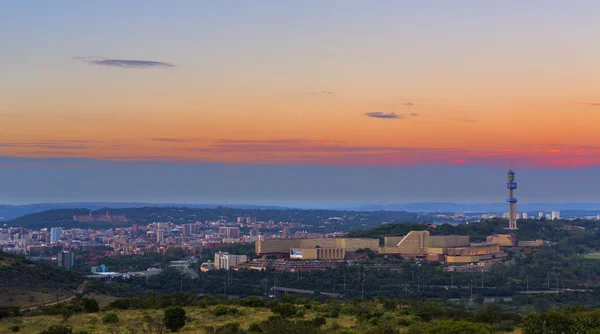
[522,213,528,219]
[214,251,248,270]
[545,214,552,220]
[538,212,544,218]
[50,227,62,243]
[551,211,561,220]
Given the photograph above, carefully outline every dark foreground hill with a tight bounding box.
[0,252,83,307]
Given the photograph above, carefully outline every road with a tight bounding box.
[20,280,88,312]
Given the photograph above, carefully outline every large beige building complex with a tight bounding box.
[378,231,507,264]
[256,238,379,260]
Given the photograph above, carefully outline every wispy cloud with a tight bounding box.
[309,90,333,96]
[409,113,420,117]
[77,57,175,68]
[152,138,192,143]
[364,112,402,119]
[389,102,415,107]
[577,102,600,107]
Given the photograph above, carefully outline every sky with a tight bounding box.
[1,1,600,205]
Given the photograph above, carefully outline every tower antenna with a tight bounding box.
[507,169,518,229]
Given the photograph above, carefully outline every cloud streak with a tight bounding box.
[78,57,175,68]
[152,138,192,143]
[577,102,600,107]
[364,112,402,119]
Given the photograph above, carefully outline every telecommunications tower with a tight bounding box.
[507,169,518,229]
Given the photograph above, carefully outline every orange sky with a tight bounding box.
[2,1,600,168]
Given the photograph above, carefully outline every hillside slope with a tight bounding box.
[0,252,84,307]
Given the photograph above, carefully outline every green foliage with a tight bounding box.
[102,312,119,324]
[239,296,267,308]
[270,303,299,318]
[0,252,84,306]
[79,298,99,313]
[248,322,263,332]
[521,309,600,334]
[39,325,73,334]
[215,322,243,334]
[163,305,186,332]
[212,305,239,316]
[257,318,319,334]
[0,306,21,319]
[412,320,491,334]
[312,316,326,328]
[9,324,20,332]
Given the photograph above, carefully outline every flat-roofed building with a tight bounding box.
[256,238,378,258]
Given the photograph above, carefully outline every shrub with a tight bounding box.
[248,322,263,332]
[312,316,327,328]
[9,325,20,332]
[271,303,298,318]
[215,322,243,334]
[212,305,230,316]
[80,298,100,313]
[240,297,266,308]
[164,306,186,332]
[39,325,73,334]
[102,312,119,324]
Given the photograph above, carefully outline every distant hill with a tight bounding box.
[3,202,600,222]
[352,202,600,214]
[0,252,84,307]
[0,202,294,221]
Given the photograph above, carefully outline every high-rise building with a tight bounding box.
[247,217,257,224]
[219,227,240,239]
[183,224,199,235]
[50,227,62,243]
[156,230,164,243]
[506,170,518,229]
[522,212,528,219]
[214,251,248,270]
[282,227,289,237]
[538,212,544,218]
[551,211,561,220]
[58,250,75,269]
[249,228,259,237]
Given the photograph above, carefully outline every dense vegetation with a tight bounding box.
[347,217,599,243]
[7,292,600,333]
[7,207,436,232]
[0,252,84,307]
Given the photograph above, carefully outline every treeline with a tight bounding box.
[347,217,600,243]
[8,206,432,231]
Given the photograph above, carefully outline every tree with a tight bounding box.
[80,297,100,313]
[271,303,298,318]
[61,305,76,322]
[164,306,186,332]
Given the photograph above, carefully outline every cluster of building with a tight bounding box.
[255,230,542,269]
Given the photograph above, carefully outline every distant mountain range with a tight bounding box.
[2,201,600,221]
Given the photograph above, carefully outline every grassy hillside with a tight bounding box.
[0,252,84,307]
[2,298,524,334]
